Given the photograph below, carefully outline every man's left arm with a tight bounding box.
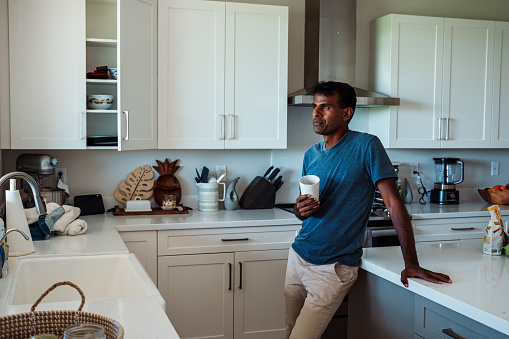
[376,177,452,287]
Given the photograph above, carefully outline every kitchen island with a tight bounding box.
[349,239,509,338]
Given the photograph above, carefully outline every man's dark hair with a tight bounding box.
[313,81,357,115]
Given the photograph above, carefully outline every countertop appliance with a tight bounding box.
[15,153,65,205]
[430,158,464,205]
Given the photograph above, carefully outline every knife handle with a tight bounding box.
[268,168,280,181]
[263,166,274,178]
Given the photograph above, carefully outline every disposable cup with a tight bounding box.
[299,175,320,200]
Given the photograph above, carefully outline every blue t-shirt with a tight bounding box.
[292,130,397,267]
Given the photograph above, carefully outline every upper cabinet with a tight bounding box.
[158,0,288,149]
[370,14,499,149]
[9,0,87,149]
[8,0,157,150]
[492,22,509,148]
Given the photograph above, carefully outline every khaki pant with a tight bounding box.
[284,247,359,339]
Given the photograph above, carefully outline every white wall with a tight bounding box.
[1,0,509,206]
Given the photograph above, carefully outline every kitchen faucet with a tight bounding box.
[0,171,47,215]
[0,229,30,278]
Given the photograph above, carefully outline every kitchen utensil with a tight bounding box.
[430,158,464,204]
[267,168,280,182]
[200,166,209,183]
[275,179,284,191]
[224,177,240,210]
[263,166,274,178]
[217,172,227,183]
[272,175,282,187]
[196,182,225,212]
[195,168,202,182]
[239,176,276,209]
[87,95,115,110]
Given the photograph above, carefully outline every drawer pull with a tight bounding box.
[451,227,475,231]
[442,328,465,339]
[228,263,232,290]
[221,238,249,242]
[238,262,243,289]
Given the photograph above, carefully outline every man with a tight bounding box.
[284,81,451,339]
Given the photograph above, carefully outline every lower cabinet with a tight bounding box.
[118,231,158,285]
[157,225,299,339]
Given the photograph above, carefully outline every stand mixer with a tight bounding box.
[430,158,464,205]
[16,153,65,205]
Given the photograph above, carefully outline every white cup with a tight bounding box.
[299,175,320,200]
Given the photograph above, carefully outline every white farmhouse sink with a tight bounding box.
[6,254,151,305]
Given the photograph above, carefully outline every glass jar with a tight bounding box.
[64,324,106,339]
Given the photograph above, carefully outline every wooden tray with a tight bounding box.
[112,206,189,216]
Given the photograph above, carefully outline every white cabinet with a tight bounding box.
[492,22,509,148]
[9,0,87,149]
[157,225,299,339]
[371,14,496,149]
[8,0,157,150]
[158,0,288,149]
[118,230,158,285]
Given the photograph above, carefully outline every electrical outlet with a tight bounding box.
[410,163,419,177]
[56,168,67,184]
[491,161,500,176]
[216,166,227,181]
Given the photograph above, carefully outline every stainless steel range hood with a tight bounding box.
[288,0,399,107]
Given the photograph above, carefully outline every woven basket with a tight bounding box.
[478,188,509,205]
[0,281,124,339]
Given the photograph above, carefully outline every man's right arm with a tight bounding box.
[294,194,319,220]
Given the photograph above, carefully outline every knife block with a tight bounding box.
[239,176,276,209]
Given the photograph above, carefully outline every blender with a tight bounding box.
[430,158,464,204]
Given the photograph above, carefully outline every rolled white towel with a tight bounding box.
[25,202,61,224]
[52,205,81,233]
[62,219,87,235]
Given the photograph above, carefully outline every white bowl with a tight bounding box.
[87,94,114,110]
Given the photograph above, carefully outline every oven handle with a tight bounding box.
[369,228,397,237]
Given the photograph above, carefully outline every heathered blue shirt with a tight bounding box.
[292,130,397,267]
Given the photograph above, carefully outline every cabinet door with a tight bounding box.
[234,249,288,339]
[224,3,288,149]
[442,19,495,148]
[158,253,234,339]
[158,0,226,149]
[118,0,158,151]
[118,231,157,285]
[492,22,509,148]
[9,0,86,149]
[386,15,444,148]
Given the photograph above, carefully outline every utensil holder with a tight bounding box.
[239,176,276,209]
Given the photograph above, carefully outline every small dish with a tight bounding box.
[161,206,184,211]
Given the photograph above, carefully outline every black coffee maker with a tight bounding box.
[430,158,464,204]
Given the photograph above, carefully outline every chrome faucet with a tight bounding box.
[1,229,30,278]
[0,171,47,215]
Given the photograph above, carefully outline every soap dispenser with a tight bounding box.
[224,177,240,210]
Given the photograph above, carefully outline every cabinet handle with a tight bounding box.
[238,262,243,289]
[442,328,465,339]
[80,112,86,139]
[219,114,225,140]
[445,117,450,140]
[228,263,232,290]
[437,118,444,140]
[123,111,129,140]
[221,238,249,242]
[451,227,476,231]
[228,114,234,140]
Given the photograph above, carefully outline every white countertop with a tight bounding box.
[360,239,509,335]
[405,201,509,219]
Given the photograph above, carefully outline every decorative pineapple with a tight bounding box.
[153,158,182,205]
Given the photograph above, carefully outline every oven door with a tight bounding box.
[364,227,400,247]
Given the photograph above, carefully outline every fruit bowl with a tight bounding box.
[478,188,509,205]
[87,94,114,110]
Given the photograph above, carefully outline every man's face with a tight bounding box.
[312,92,349,136]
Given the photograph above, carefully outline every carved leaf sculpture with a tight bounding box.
[114,164,155,204]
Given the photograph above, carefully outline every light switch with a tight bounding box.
[491,162,499,176]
